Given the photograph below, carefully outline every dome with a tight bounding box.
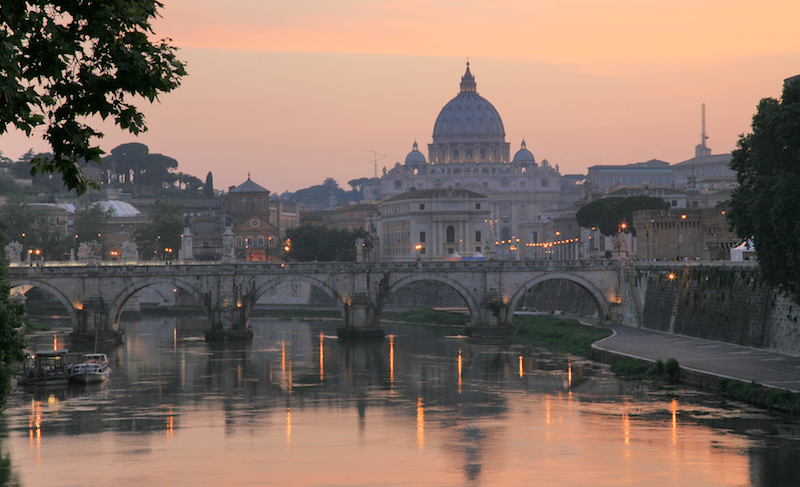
[405,141,427,164]
[431,63,506,143]
[512,140,535,163]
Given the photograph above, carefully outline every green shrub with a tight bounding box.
[511,315,612,356]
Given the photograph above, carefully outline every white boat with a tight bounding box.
[70,353,112,383]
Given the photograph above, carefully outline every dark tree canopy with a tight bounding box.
[0,193,69,260]
[204,172,214,198]
[285,224,370,262]
[728,80,800,298]
[74,203,116,256]
[0,259,26,408]
[0,1,186,195]
[576,195,670,237]
[133,201,184,260]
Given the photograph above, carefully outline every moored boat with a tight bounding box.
[70,353,112,383]
[18,350,72,386]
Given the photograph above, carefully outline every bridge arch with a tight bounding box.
[9,278,79,324]
[387,274,482,325]
[109,277,207,329]
[508,273,612,321]
[251,275,347,321]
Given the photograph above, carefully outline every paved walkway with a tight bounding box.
[592,323,800,392]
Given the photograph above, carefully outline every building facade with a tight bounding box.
[372,188,490,262]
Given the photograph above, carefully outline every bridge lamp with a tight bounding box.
[415,243,422,261]
[668,273,675,281]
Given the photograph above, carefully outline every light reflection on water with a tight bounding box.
[1,316,799,486]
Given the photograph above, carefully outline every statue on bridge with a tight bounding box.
[4,241,22,264]
[222,226,236,263]
[78,241,102,263]
[121,241,139,262]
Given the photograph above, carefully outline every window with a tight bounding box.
[420,231,426,243]
[501,227,511,240]
[475,231,482,242]
[395,181,402,189]
[672,200,678,207]
[476,246,481,253]
[541,178,549,187]
[236,237,243,246]
[233,200,238,211]
[475,203,481,209]
[446,226,455,243]
[257,236,264,246]
[268,236,275,246]
[420,248,426,255]
[419,204,425,210]
[245,237,253,247]
[448,247,454,254]
[502,204,510,217]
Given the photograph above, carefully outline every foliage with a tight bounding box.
[285,224,371,262]
[74,204,116,256]
[728,81,800,300]
[0,1,186,195]
[105,143,181,194]
[0,259,27,409]
[576,195,670,236]
[611,357,681,384]
[385,308,471,326]
[0,194,68,260]
[289,178,362,206]
[133,201,184,260]
[276,309,342,319]
[204,172,215,198]
[719,379,800,415]
[510,315,612,356]
[195,250,217,261]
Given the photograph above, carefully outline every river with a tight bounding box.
[1,315,799,486]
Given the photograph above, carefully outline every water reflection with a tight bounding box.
[1,316,799,486]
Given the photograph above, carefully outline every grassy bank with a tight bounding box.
[384,308,471,326]
[509,315,612,356]
[719,379,800,415]
[610,357,681,385]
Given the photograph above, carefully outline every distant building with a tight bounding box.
[223,176,279,261]
[371,188,490,262]
[322,202,379,232]
[586,159,672,195]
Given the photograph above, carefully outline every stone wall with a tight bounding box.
[635,265,800,356]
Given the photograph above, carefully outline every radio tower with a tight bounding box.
[695,103,711,158]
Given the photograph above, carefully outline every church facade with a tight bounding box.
[365,63,582,260]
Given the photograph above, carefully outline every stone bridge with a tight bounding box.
[8,260,623,340]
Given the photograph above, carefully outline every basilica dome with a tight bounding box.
[405,141,427,164]
[428,63,510,164]
[432,64,506,142]
[512,140,535,164]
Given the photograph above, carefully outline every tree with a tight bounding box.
[204,172,215,198]
[0,259,26,409]
[0,1,186,195]
[728,79,800,299]
[74,204,116,256]
[576,195,670,237]
[285,224,370,262]
[133,201,184,260]
[0,194,69,261]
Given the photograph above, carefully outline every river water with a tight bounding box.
[1,315,800,486]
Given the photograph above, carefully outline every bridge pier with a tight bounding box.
[72,297,123,345]
[338,294,385,339]
[205,303,254,341]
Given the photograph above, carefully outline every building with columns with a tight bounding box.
[372,188,490,261]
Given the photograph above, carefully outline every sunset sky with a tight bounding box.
[2,0,799,194]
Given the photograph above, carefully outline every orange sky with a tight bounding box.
[2,0,799,194]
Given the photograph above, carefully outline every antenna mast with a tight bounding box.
[701,103,707,147]
[368,150,386,178]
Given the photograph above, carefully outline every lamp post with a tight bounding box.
[415,243,422,261]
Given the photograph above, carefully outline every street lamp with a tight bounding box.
[415,243,422,261]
